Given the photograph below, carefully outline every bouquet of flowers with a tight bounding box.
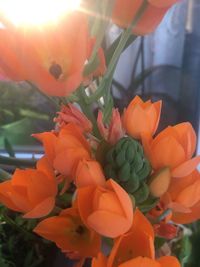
[0,0,199,266]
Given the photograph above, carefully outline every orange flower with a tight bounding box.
[33,123,91,178]
[0,29,29,81]
[123,96,161,139]
[161,170,200,224]
[107,209,155,267]
[112,0,179,35]
[77,179,133,238]
[142,122,200,177]
[97,109,124,145]
[0,157,57,218]
[75,159,106,188]
[54,104,92,133]
[0,12,89,96]
[34,207,101,258]
[92,209,180,267]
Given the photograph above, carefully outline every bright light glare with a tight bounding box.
[0,0,81,26]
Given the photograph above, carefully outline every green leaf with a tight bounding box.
[155,237,166,250]
[83,55,100,76]
[0,109,15,125]
[179,236,192,266]
[19,109,49,120]
[4,138,15,157]
[106,34,137,65]
[0,118,39,147]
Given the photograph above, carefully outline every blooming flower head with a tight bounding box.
[0,12,89,96]
[92,209,180,267]
[77,179,133,238]
[112,0,179,35]
[142,122,200,177]
[33,123,91,178]
[161,170,200,224]
[0,157,57,218]
[123,96,162,139]
[34,207,101,258]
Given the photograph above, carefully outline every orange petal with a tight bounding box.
[167,171,198,200]
[36,156,55,178]
[172,156,200,177]
[108,232,154,267]
[108,209,154,267]
[75,160,106,188]
[77,185,96,226]
[11,168,31,188]
[87,210,132,238]
[53,147,90,177]
[92,253,108,267]
[152,136,185,170]
[125,104,149,139]
[23,197,55,218]
[172,200,200,224]
[32,132,57,164]
[157,256,180,267]
[34,208,101,257]
[175,179,200,208]
[173,122,196,160]
[60,123,91,153]
[118,257,160,267]
[168,202,191,213]
[0,181,21,212]
[107,179,133,223]
[132,5,168,35]
[148,0,179,8]
[132,208,154,239]
[34,216,73,239]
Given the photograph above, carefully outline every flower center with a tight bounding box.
[75,225,85,235]
[49,62,63,80]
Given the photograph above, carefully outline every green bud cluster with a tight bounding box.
[104,137,156,207]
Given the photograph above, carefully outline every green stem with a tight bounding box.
[76,86,101,138]
[0,155,36,168]
[85,0,115,72]
[106,34,137,65]
[86,0,148,104]
[106,0,148,79]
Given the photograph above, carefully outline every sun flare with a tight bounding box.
[0,0,81,26]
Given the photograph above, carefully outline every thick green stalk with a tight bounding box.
[76,86,101,138]
[106,34,137,65]
[86,0,148,104]
[84,0,115,76]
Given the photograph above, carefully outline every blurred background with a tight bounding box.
[0,0,200,266]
